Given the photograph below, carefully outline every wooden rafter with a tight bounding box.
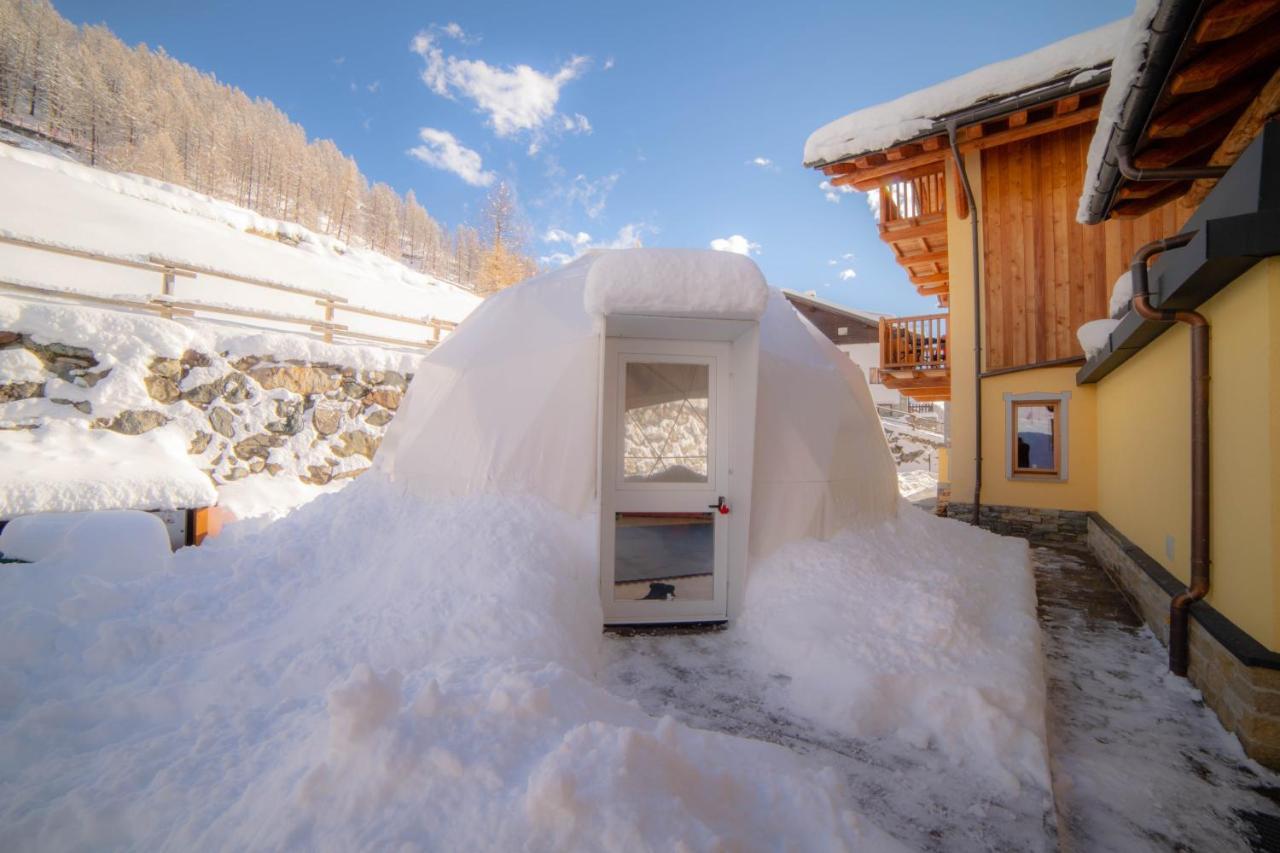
[1168,23,1280,95]
[1193,0,1280,44]
[1184,63,1280,205]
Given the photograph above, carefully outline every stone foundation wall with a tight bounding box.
[945,501,1088,548]
[0,330,412,490]
[1088,513,1280,769]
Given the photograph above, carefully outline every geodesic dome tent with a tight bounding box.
[376,249,897,622]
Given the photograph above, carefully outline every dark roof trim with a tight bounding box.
[1078,122,1280,383]
[781,290,881,328]
[1078,0,1203,225]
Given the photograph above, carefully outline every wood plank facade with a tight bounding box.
[979,122,1191,371]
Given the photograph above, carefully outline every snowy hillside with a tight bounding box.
[0,141,479,342]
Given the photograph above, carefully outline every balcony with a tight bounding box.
[876,167,950,305]
[878,313,950,402]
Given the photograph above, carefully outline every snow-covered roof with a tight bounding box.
[804,20,1126,167]
[584,249,768,320]
[781,289,886,326]
[1076,0,1168,223]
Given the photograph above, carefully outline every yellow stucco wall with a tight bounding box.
[1096,258,1279,649]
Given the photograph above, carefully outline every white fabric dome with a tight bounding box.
[377,250,897,557]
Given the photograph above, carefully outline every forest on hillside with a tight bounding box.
[0,0,538,292]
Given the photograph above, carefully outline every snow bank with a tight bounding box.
[0,142,479,340]
[584,249,768,320]
[1077,0,1161,223]
[0,475,902,850]
[0,421,215,516]
[737,505,1050,798]
[1077,318,1121,359]
[805,20,1125,166]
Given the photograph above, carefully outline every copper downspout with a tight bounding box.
[948,121,982,526]
[1129,233,1209,677]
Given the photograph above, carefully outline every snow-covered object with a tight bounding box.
[0,143,479,338]
[1078,0,1161,223]
[1109,269,1134,317]
[377,250,899,556]
[1077,318,1121,358]
[583,249,768,319]
[804,20,1125,166]
[0,421,216,516]
[739,505,1049,798]
[0,477,906,849]
[0,510,170,569]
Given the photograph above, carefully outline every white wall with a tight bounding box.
[838,342,901,406]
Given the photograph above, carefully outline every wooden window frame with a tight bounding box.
[1003,391,1070,483]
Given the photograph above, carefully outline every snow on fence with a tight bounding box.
[0,231,455,350]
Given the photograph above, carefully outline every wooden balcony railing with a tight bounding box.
[879,313,948,371]
[878,167,946,226]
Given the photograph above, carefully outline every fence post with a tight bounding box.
[322,300,334,343]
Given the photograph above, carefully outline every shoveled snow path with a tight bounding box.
[603,630,1057,852]
[1036,546,1280,852]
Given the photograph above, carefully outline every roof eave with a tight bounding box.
[805,64,1113,171]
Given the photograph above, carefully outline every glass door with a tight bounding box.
[601,339,731,623]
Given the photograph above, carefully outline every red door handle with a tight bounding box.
[708,496,729,514]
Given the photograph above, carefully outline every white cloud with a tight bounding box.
[366,80,380,94]
[603,57,615,70]
[561,113,592,134]
[333,56,345,66]
[439,22,477,43]
[565,172,619,219]
[748,156,775,170]
[407,128,495,187]
[841,252,855,260]
[864,189,880,218]
[539,223,650,265]
[819,179,856,204]
[411,30,589,148]
[709,234,760,256]
[839,268,856,280]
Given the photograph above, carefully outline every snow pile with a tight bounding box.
[0,475,902,850]
[897,469,939,501]
[805,20,1125,166]
[738,505,1049,799]
[1108,269,1133,318]
[1077,318,1121,359]
[584,249,769,320]
[1077,0,1161,223]
[0,143,479,339]
[0,420,215,516]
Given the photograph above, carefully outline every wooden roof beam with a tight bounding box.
[1193,0,1280,43]
[958,104,1101,153]
[1169,23,1280,95]
[1185,64,1280,205]
[1146,83,1256,138]
[830,150,947,187]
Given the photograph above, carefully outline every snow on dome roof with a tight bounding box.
[584,248,768,320]
[377,252,897,556]
[803,19,1126,167]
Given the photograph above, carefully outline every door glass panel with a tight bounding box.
[622,361,709,483]
[613,512,714,601]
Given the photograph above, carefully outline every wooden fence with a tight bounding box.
[0,232,456,350]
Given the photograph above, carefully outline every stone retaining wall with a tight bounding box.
[1088,513,1280,769]
[0,330,412,489]
[945,501,1088,548]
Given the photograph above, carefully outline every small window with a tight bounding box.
[1011,401,1059,476]
[837,326,849,336]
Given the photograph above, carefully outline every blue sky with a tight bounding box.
[57,0,1131,315]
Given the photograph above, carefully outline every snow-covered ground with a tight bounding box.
[0,141,479,342]
[0,474,1046,850]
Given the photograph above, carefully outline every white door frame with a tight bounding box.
[601,337,732,624]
